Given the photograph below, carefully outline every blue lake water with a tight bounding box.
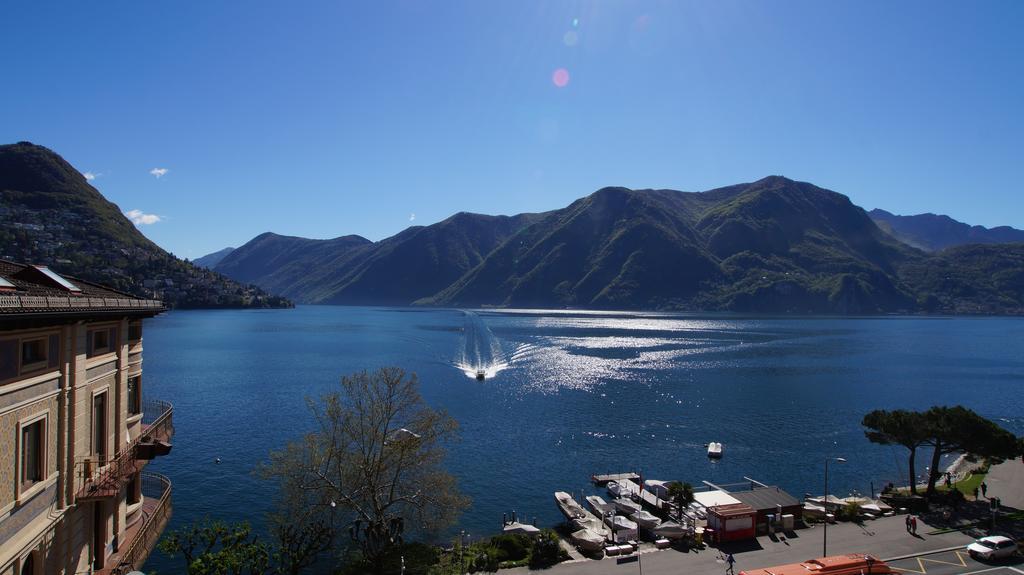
[142,307,1024,571]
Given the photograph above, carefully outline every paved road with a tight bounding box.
[505,515,976,575]
[985,459,1024,511]
[887,548,1024,575]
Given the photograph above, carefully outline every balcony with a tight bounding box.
[76,399,174,501]
[98,472,173,575]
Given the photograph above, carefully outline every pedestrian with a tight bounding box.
[911,515,918,534]
[727,553,736,575]
[905,515,911,532]
[945,473,952,488]
[981,481,988,497]
[973,486,979,499]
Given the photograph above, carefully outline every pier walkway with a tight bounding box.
[505,514,975,575]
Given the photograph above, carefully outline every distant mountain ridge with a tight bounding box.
[0,142,291,309]
[193,247,235,269]
[869,209,1024,252]
[215,177,1024,314]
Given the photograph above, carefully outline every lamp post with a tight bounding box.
[823,457,846,557]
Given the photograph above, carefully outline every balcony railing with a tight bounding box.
[109,472,173,575]
[76,399,174,501]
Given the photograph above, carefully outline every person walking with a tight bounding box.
[981,481,988,498]
[726,553,736,575]
[910,515,918,535]
[905,515,911,532]
[973,486,979,500]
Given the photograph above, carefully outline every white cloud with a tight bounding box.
[150,168,169,178]
[125,209,162,225]
[82,171,99,181]
[409,213,416,221]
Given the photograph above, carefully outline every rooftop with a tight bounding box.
[0,259,163,316]
[730,486,802,512]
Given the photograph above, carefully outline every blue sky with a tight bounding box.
[2,1,1022,258]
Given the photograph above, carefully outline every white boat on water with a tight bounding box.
[653,520,688,540]
[603,514,638,542]
[613,497,642,515]
[555,491,588,522]
[607,480,625,498]
[586,495,615,517]
[644,479,671,500]
[707,442,723,458]
[570,528,606,552]
[631,510,661,530]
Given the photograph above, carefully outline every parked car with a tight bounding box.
[966,536,1019,561]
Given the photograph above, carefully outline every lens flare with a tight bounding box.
[552,68,570,88]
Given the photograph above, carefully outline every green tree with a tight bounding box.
[862,409,930,495]
[920,406,1022,496]
[666,481,695,523]
[158,519,270,575]
[261,367,469,574]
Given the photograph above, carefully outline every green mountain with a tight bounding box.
[217,211,542,305]
[427,177,918,313]
[217,175,1024,314]
[193,247,235,269]
[869,209,1024,252]
[0,142,291,309]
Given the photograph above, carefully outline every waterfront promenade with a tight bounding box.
[507,514,974,575]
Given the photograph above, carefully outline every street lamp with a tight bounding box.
[823,457,846,557]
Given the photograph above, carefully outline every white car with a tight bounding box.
[967,535,1019,560]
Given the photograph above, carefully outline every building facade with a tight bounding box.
[0,260,172,575]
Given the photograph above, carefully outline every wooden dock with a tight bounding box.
[591,472,640,485]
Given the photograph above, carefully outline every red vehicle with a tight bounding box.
[740,554,894,575]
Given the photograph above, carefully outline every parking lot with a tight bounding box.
[888,549,1024,575]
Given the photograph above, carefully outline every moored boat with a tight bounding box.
[653,520,688,540]
[631,509,661,530]
[570,528,606,552]
[603,514,638,542]
[614,497,642,515]
[586,494,614,517]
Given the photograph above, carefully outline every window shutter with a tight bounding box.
[48,334,60,369]
[0,339,16,380]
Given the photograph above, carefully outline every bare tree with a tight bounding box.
[261,367,469,573]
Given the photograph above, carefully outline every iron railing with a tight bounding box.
[75,399,174,501]
[110,472,173,575]
[0,294,164,312]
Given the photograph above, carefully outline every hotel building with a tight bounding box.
[0,260,172,574]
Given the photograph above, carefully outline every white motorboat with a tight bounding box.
[707,442,723,458]
[586,495,614,517]
[653,520,688,540]
[570,528,606,552]
[555,492,587,522]
[603,514,638,542]
[614,497,642,516]
[644,479,671,500]
[607,480,624,498]
[630,510,661,530]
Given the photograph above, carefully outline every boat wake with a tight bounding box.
[454,311,530,380]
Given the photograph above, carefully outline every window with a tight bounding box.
[90,329,110,356]
[20,419,45,491]
[93,393,107,460]
[127,376,141,416]
[21,338,47,371]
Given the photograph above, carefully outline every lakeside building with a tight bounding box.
[0,260,171,575]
